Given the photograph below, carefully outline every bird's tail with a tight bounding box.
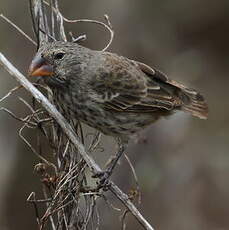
[177,86,208,119]
[137,65,208,119]
[155,72,208,119]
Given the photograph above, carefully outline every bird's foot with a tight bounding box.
[92,170,112,191]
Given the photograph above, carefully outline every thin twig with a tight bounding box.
[61,17,114,51]
[0,85,22,103]
[26,192,41,227]
[19,121,54,166]
[124,154,141,204]
[121,209,129,230]
[101,194,121,212]
[88,131,102,152]
[0,107,37,127]
[27,193,52,203]
[0,14,37,45]
[69,32,87,43]
[42,184,57,230]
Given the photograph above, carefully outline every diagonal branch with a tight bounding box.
[0,53,155,230]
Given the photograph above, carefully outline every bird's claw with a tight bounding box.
[93,170,111,191]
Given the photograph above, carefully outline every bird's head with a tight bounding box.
[28,41,90,88]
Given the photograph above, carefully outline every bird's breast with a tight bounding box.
[52,88,159,138]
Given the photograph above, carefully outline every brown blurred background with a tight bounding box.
[0,0,229,229]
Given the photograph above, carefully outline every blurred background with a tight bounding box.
[0,0,228,229]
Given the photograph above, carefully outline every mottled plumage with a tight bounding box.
[29,41,208,142]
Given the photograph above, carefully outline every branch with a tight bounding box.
[0,14,36,45]
[0,53,155,230]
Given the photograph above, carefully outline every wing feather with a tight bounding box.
[90,53,208,118]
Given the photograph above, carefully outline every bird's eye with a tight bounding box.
[54,52,65,60]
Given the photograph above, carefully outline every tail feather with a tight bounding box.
[137,64,208,119]
[162,77,208,119]
[179,88,208,119]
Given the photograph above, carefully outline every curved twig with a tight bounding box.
[61,16,114,51]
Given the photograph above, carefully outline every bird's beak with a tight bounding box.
[28,54,54,77]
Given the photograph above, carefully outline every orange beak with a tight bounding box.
[28,54,54,77]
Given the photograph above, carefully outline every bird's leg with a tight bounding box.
[105,139,126,177]
[94,138,127,189]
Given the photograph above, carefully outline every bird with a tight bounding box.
[28,41,208,183]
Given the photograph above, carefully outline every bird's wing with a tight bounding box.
[90,53,179,112]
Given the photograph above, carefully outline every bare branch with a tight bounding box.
[0,14,37,45]
[0,85,22,103]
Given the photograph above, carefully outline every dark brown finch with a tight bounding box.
[28,41,208,181]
